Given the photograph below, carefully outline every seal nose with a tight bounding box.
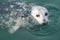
[43,19,48,25]
[43,19,46,22]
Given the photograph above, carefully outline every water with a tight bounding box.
[0,0,60,40]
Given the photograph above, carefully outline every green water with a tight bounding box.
[0,0,60,40]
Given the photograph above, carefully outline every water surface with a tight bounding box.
[0,0,60,40]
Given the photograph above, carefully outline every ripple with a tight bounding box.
[0,1,60,36]
[26,4,60,36]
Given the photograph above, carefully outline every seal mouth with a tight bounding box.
[40,22,48,26]
[43,23,47,25]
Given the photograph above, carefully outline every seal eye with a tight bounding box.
[36,15,40,17]
[45,13,48,16]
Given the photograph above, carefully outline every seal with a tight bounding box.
[0,1,49,33]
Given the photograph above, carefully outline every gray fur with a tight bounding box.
[0,1,38,31]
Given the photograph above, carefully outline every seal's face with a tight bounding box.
[31,6,49,25]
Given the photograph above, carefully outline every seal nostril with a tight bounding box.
[43,19,46,22]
